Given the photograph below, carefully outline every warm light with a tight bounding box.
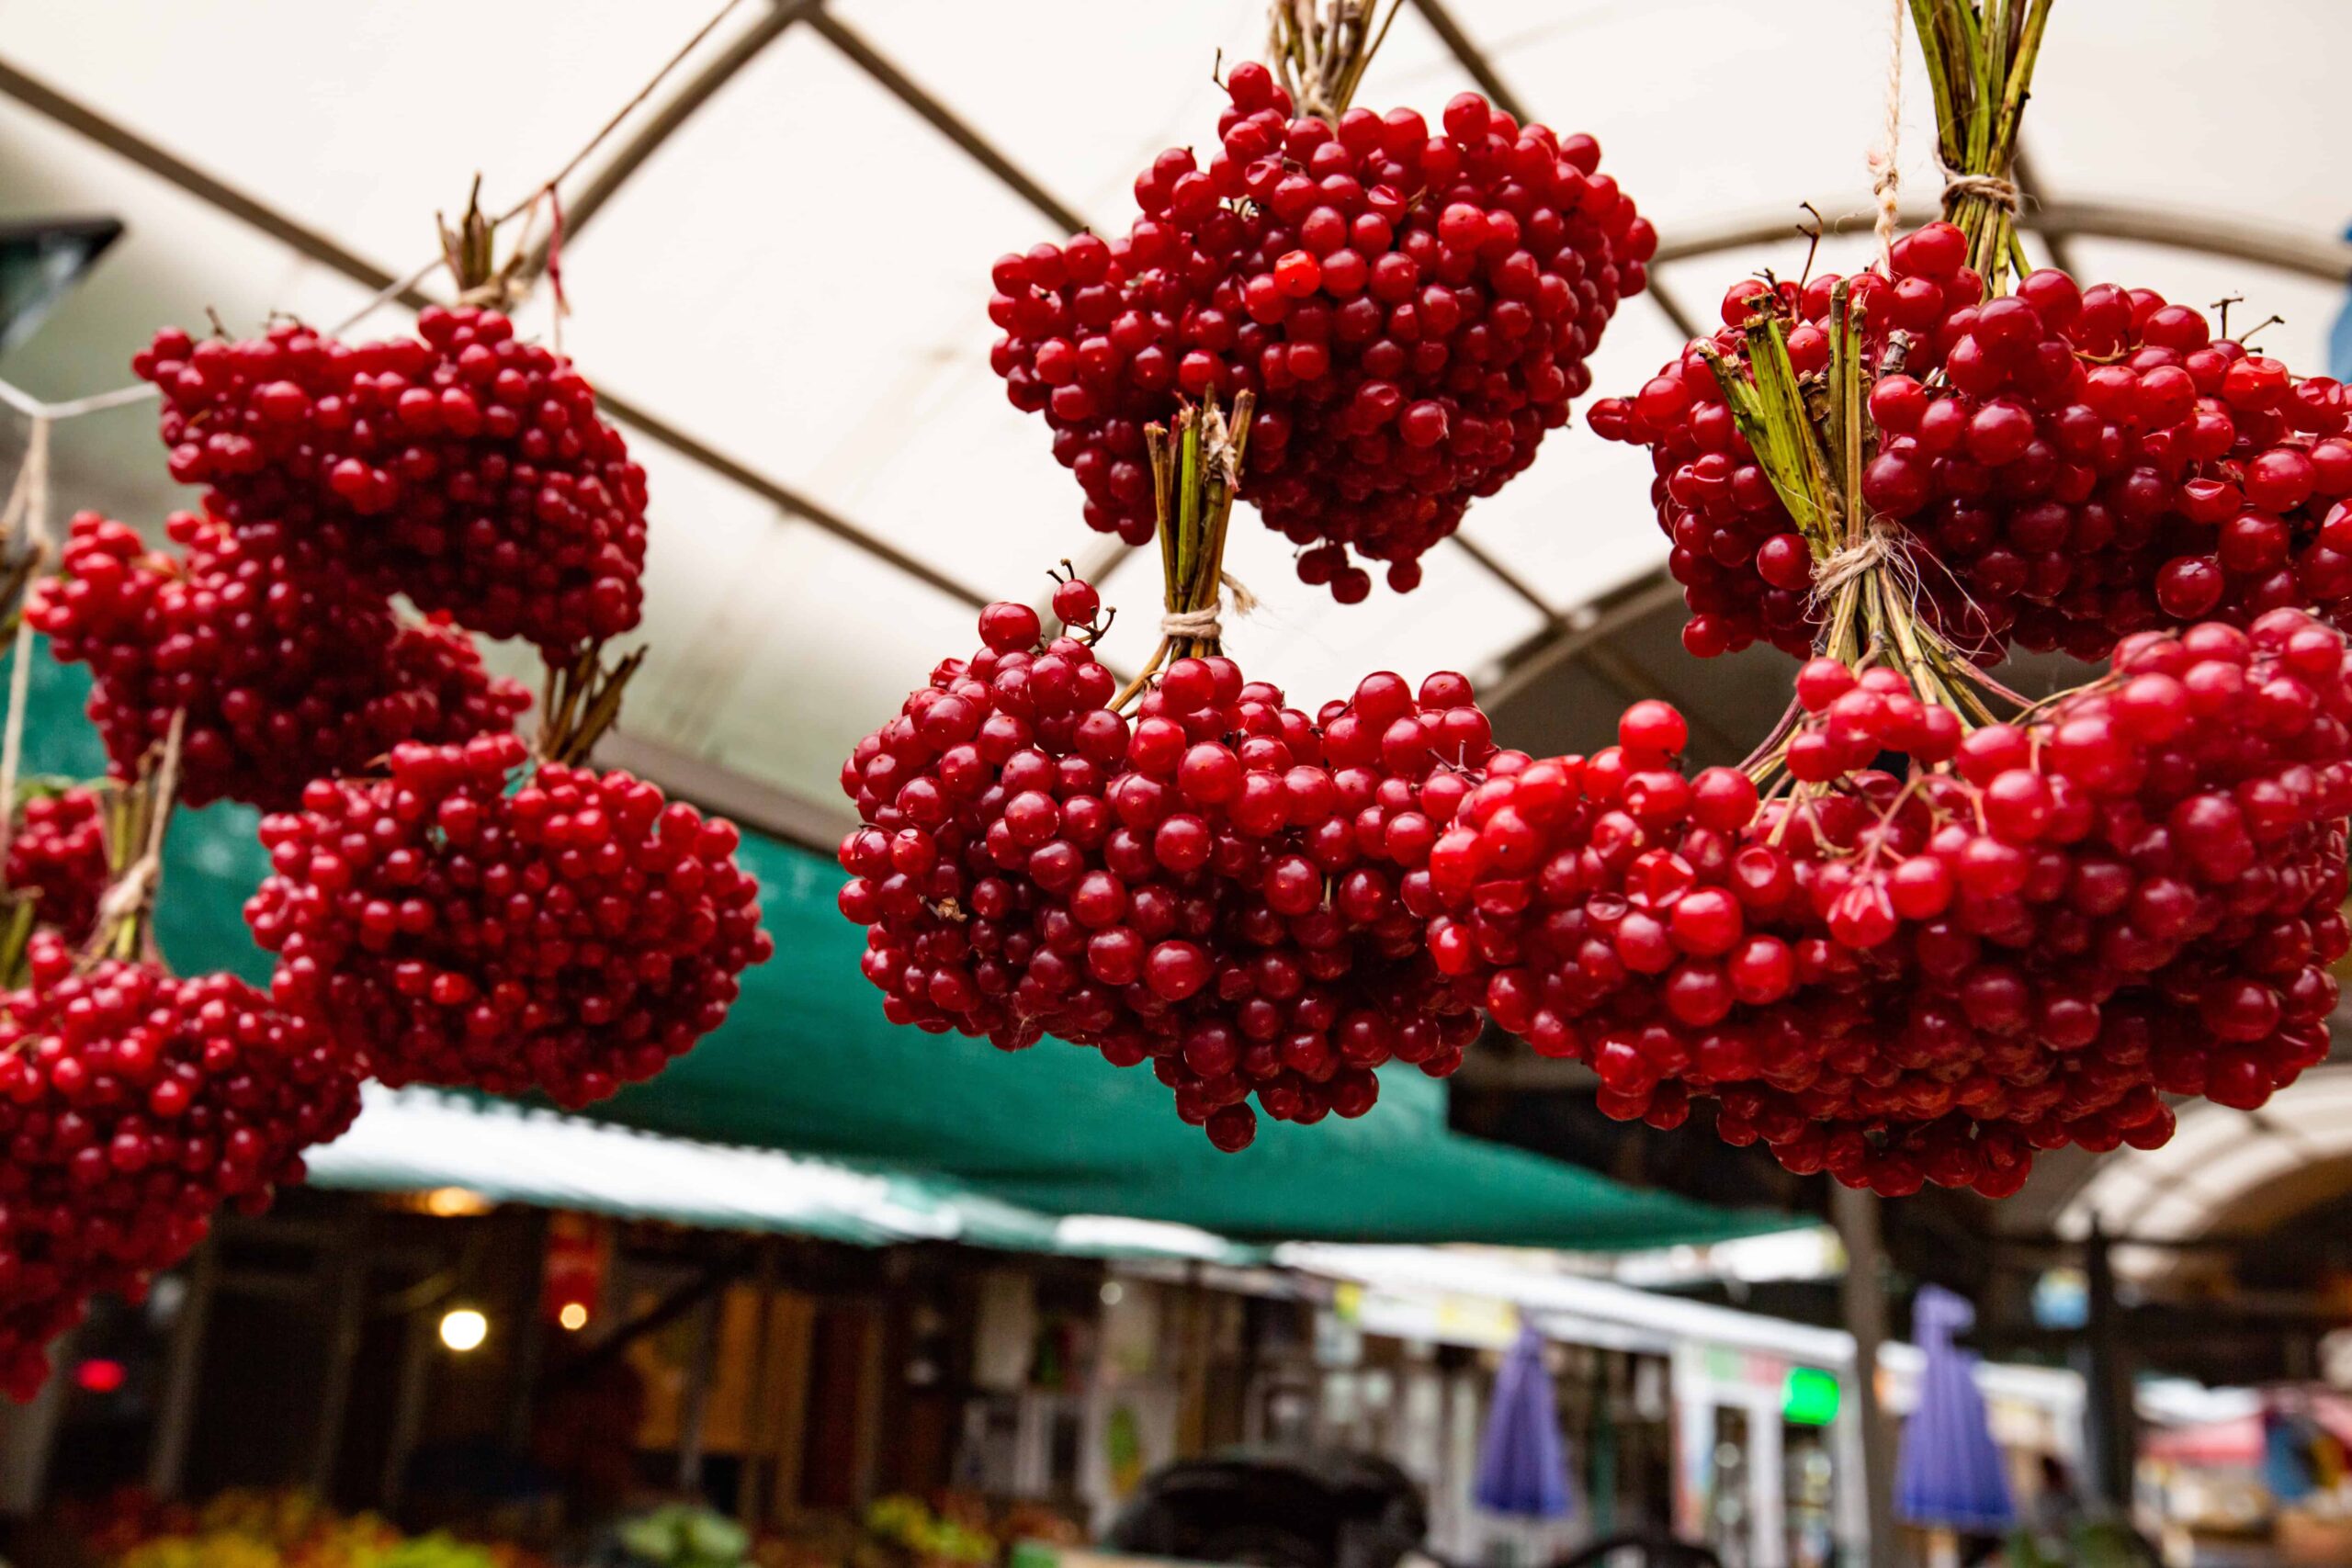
[439,1308,489,1351]
[422,1187,493,1218]
[558,1301,590,1332]
[74,1358,126,1394]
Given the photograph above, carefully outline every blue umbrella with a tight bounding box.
[1896,1286,2016,1532]
[1475,1323,1574,1518]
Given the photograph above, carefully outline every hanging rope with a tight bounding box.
[0,416,53,859]
[1865,0,1906,270]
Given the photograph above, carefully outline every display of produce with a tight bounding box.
[29,509,530,809]
[246,732,772,1106]
[839,400,1490,1147]
[134,304,648,658]
[989,10,1652,599]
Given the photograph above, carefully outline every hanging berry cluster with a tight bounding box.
[0,186,768,1394]
[989,2,1653,601]
[839,400,1490,1150]
[866,0,2352,1201]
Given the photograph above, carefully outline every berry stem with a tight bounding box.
[1117,394,1258,710]
[1265,0,1404,123]
[535,644,647,767]
[86,709,183,970]
[1905,0,2054,295]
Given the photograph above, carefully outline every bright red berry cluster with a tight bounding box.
[28,511,529,810]
[1590,221,2352,660]
[1422,610,2352,1195]
[989,71,1653,601]
[134,305,648,656]
[837,587,1495,1150]
[0,937,361,1399]
[243,733,772,1109]
[6,789,109,945]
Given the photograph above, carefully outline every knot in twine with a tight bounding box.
[1811,520,1905,603]
[90,853,160,938]
[1161,572,1260,642]
[1941,170,2021,214]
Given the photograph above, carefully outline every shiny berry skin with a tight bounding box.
[989,80,1652,599]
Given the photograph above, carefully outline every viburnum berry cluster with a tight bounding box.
[989,48,1651,601]
[1591,223,2352,661]
[1419,608,2352,1197]
[134,303,647,657]
[837,587,1493,1151]
[0,935,361,1399]
[6,788,109,947]
[28,510,530,810]
[244,732,773,1108]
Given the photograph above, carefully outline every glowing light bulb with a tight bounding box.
[439,1307,489,1351]
[558,1302,590,1332]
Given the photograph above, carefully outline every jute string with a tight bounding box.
[1941,171,2021,212]
[0,416,53,858]
[1161,572,1260,643]
[1865,0,1906,269]
[88,710,185,960]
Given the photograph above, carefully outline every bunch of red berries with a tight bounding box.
[135,304,647,656]
[28,511,529,810]
[837,582,1494,1150]
[243,732,771,1109]
[1589,221,2352,661]
[1424,609,2352,1196]
[990,70,1652,601]
[0,936,361,1399]
[6,788,109,945]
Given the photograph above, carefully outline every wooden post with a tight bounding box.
[739,1241,780,1529]
[310,1235,367,1496]
[1833,1183,1897,1568]
[675,1290,721,1496]
[380,1310,433,1512]
[148,1239,217,1498]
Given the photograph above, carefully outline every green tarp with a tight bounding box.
[12,641,1786,1250]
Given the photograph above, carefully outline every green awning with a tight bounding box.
[15,641,1788,1251]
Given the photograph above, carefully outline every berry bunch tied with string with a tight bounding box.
[1594,0,2352,665]
[989,0,1654,602]
[838,394,1505,1151]
[0,730,364,1399]
[134,188,647,660]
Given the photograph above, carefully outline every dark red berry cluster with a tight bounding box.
[28,511,529,811]
[135,305,647,656]
[6,789,109,946]
[1422,610,2352,1196]
[244,733,772,1109]
[990,70,1653,601]
[1590,220,2352,660]
[837,587,1494,1150]
[0,936,361,1399]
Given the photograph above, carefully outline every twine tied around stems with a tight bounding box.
[86,709,184,966]
[1159,573,1260,643]
[1813,518,1907,604]
[1940,170,2021,213]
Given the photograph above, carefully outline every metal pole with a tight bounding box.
[1833,1183,1897,1568]
[2083,1217,2134,1508]
[147,1238,217,1498]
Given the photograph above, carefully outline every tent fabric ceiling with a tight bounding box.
[5,1,2350,829]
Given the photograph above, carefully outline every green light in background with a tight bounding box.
[1782,1366,1841,1426]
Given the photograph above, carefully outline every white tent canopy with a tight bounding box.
[4,0,2348,832]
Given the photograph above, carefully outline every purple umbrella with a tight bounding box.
[1895,1286,2016,1532]
[1475,1323,1575,1518]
